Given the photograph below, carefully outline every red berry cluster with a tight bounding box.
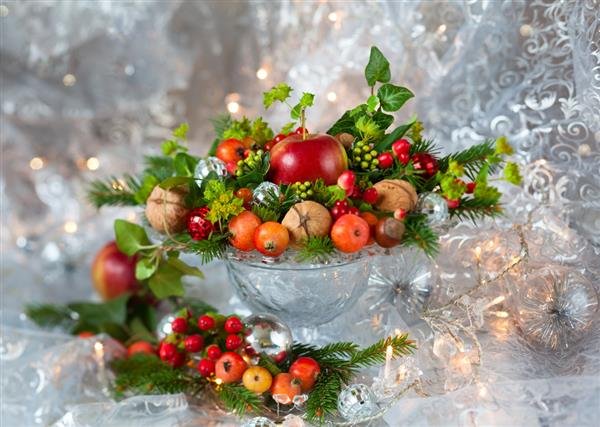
[157,312,246,376]
[376,138,439,179]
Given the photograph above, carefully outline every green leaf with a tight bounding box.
[159,176,192,189]
[148,262,185,299]
[280,122,296,134]
[172,123,189,140]
[114,219,152,256]
[373,115,417,152]
[263,83,293,108]
[25,304,76,329]
[161,140,179,156]
[377,83,414,112]
[372,111,394,131]
[291,92,315,120]
[128,317,157,343]
[173,153,199,177]
[68,294,129,327]
[365,46,391,86]
[134,175,160,204]
[135,257,158,280]
[366,95,379,112]
[326,110,357,137]
[355,115,383,140]
[166,256,204,279]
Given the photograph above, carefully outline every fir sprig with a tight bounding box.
[305,371,344,422]
[450,196,503,222]
[403,214,440,257]
[163,233,229,264]
[87,175,142,208]
[216,383,262,416]
[438,140,498,180]
[295,236,335,263]
[257,353,283,376]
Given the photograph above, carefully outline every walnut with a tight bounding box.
[334,133,355,148]
[145,185,189,234]
[374,217,405,248]
[281,201,332,243]
[372,179,418,212]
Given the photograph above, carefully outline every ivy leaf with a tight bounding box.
[372,111,394,131]
[364,46,391,86]
[173,153,199,177]
[377,84,414,112]
[263,83,293,108]
[166,256,204,279]
[135,257,158,281]
[373,115,417,152]
[326,110,357,137]
[114,220,151,256]
[148,262,185,299]
[280,122,296,134]
[366,95,379,112]
[290,92,315,120]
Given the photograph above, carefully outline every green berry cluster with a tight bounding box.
[290,181,314,199]
[235,150,264,176]
[351,141,379,170]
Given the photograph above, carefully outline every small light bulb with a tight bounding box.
[29,157,44,170]
[227,101,240,114]
[86,157,100,170]
[326,91,337,102]
[64,221,78,234]
[328,12,338,22]
[63,74,76,86]
[256,68,268,80]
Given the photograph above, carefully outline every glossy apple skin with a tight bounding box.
[91,241,139,300]
[269,133,348,185]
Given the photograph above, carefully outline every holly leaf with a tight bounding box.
[166,256,204,279]
[377,84,413,112]
[365,46,391,87]
[114,220,151,256]
[290,92,315,120]
[263,83,293,108]
[135,257,158,281]
[148,262,185,299]
[366,95,379,112]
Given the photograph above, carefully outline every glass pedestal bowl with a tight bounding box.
[225,250,373,327]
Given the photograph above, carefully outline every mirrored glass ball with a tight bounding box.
[194,156,227,186]
[252,182,280,206]
[417,192,449,226]
[244,313,292,361]
[337,383,378,421]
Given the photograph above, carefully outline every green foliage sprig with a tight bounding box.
[87,175,142,208]
[295,236,335,263]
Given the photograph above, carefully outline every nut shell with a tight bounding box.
[373,179,418,212]
[281,201,332,243]
[374,217,405,248]
[334,133,355,148]
[145,185,189,234]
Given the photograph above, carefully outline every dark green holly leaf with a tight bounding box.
[365,46,391,86]
[135,257,158,281]
[377,84,413,112]
[374,115,417,152]
[114,219,151,256]
[263,83,293,108]
[148,262,185,299]
[166,256,204,279]
[372,111,394,131]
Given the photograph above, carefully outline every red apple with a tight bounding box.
[268,133,348,185]
[91,241,139,300]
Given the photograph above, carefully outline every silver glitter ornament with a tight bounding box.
[337,384,378,421]
[244,313,292,362]
[252,182,280,206]
[194,156,227,186]
[417,192,449,226]
[241,417,276,427]
[512,266,599,351]
[156,313,176,340]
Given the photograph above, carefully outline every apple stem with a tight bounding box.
[301,109,307,140]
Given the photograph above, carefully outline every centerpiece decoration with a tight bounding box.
[88,46,520,325]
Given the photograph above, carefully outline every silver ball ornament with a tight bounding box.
[337,384,378,421]
[244,313,292,362]
[194,156,227,186]
[252,182,281,206]
[417,192,449,226]
[156,313,176,340]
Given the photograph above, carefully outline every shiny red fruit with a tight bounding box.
[330,205,347,220]
[334,200,349,209]
[206,344,222,360]
[391,139,411,157]
[273,133,287,143]
[159,342,177,361]
[168,351,186,368]
[295,126,308,135]
[411,153,439,179]
[269,133,348,185]
[215,352,247,383]
[264,141,275,151]
[91,241,139,301]
[225,161,237,175]
[225,334,243,350]
[216,138,246,163]
[171,317,188,334]
[337,170,356,194]
[224,316,243,334]
[377,152,394,169]
[362,187,378,205]
[350,185,362,198]
[187,207,214,241]
[446,198,461,209]
[289,356,321,392]
[184,335,204,353]
[394,208,407,220]
[197,315,216,331]
[397,152,410,166]
[197,358,216,377]
[348,207,360,215]
[466,182,476,193]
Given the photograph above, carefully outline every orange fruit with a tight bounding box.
[270,373,302,404]
[359,211,378,245]
[216,138,246,163]
[229,211,262,251]
[127,341,155,357]
[330,214,370,253]
[254,222,290,257]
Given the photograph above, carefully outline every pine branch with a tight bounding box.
[346,334,415,368]
[403,214,439,257]
[209,114,232,156]
[410,138,440,156]
[450,197,503,222]
[295,236,335,263]
[438,140,498,180]
[87,175,142,208]
[305,370,344,423]
[216,383,262,416]
[111,354,193,398]
[164,233,229,264]
[251,205,279,222]
[292,341,358,360]
[257,354,283,376]
[143,155,175,181]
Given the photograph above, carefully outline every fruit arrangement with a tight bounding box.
[88,45,521,299]
[110,307,415,423]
